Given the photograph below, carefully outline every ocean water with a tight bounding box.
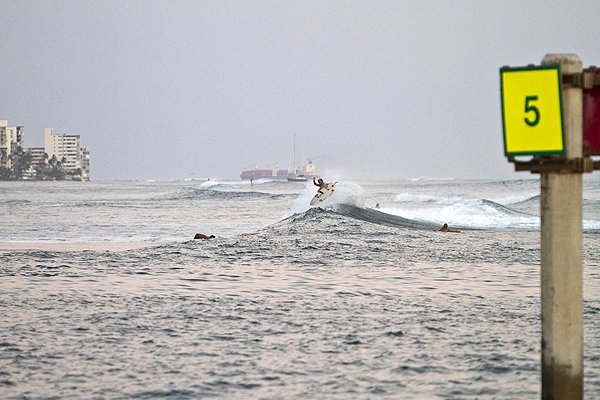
[1,178,600,399]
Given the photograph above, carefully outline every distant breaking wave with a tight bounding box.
[168,187,293,201]
[199,178,290,188]
[393,193,464,204]
[478,199,533,216]
[279,184,543,231]
[406,177,456,182]
[393,193,540,207]
[402,197,537,229]
[490,194,539,205]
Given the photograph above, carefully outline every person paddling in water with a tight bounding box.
[439,223,460,233]
[313,177,326,189]
[194,233,215,240]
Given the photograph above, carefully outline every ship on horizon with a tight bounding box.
[285,134,316,182]
[240,163,288,181]
[241,136,318,181]
[240,160,317,181]
[286,159,316,182]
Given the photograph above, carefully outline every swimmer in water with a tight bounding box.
[439,223,460,233]
[194,233,215,240]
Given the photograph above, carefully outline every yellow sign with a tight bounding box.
[500,66,564,156]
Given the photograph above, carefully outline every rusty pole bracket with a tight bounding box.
[508,157,597,173]
[562,66,600,89]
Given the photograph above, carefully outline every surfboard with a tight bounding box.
[310,182,336,206]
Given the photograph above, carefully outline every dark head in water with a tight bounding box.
[439,223,460,233]
[194,233,215,240]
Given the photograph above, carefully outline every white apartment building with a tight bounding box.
[44,128,81,170]
[43,128,91,180]
[1,121,91,180]
[28,147,46,165]
[0,119,24,168]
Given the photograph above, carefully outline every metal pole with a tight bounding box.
[540,54,583,399]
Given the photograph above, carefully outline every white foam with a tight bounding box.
[381,198,539,229]
[584,219,600,230]
[407,176,456,182]
[199,179,254,189]
[291,181,366,214]
[327,182,365,208]
[292,183,314,214]
[199,180,220,188]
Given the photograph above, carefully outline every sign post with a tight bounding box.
[539,54,583,400]
[500,54,585,400]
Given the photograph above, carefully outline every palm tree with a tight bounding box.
[8,146,31,180]
[0,166,10,180]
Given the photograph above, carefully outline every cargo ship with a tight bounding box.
[240,160,316,181]
[286,160,316,182]
[240,164,288,180]
[285,135,317,182]
[240,137,317,181]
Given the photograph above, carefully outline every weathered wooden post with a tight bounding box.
[539,53,583,400]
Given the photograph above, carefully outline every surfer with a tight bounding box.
[194,233,215,240]
[439,223,460,233]
[309,179,336,205]
[313,177,326,189]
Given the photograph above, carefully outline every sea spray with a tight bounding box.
[326,181,366,208]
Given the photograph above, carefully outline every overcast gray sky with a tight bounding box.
[2,0,599,180]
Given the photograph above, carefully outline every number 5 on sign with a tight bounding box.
[500,65,565,156]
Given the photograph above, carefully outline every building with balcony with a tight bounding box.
[45,128,80,170]
[1,119,91,181]
[44,128,90,180]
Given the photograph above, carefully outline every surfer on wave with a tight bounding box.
[313,177,326,189]
[309,178,336,205]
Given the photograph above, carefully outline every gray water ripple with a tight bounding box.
[1,220,600,398]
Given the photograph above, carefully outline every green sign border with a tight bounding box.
[500,64,565,157]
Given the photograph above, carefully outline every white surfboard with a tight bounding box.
[310,182,336,205]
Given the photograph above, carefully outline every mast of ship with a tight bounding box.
[289,134,297,175]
